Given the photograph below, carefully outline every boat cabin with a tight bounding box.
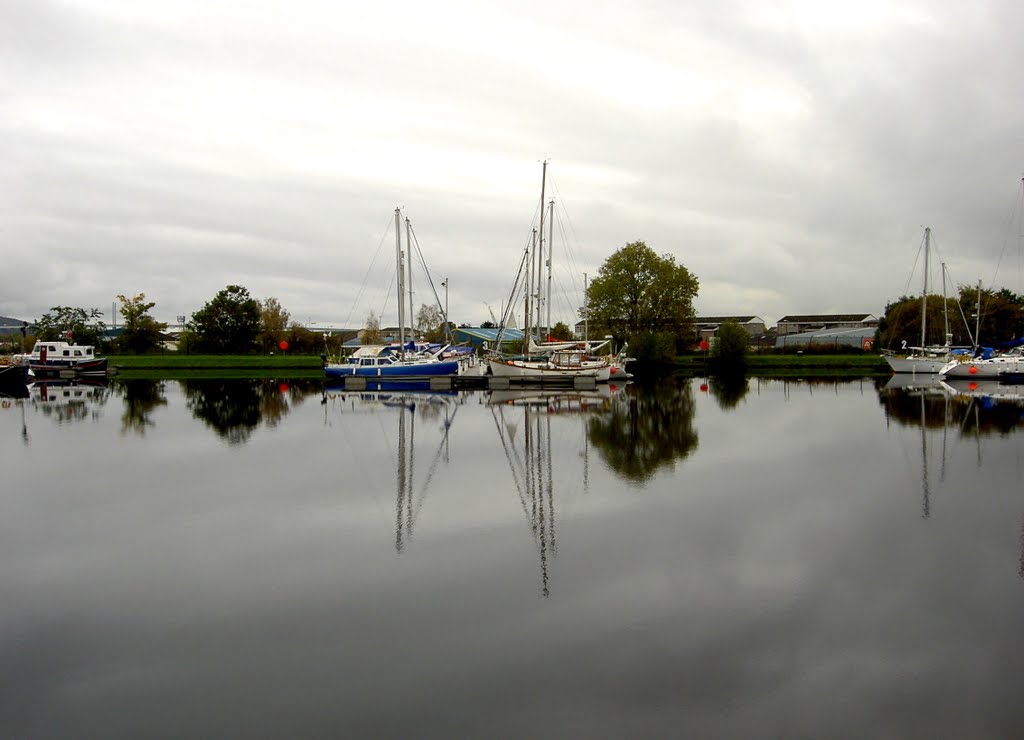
[28,341,98,361]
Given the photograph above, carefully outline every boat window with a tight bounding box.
[74,350,83,356]
[63,350,70,356]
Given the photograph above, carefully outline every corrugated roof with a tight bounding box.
[695,316,762,324]
[454,327,525,342]
[777,314,876,323]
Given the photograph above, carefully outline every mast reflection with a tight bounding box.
[487,385,628,597]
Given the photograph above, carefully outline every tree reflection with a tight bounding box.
[707,374,749,410]
[118,379,168,436]
[588,376,698,482]
[879,380,1024,436]
[183,378,320,444]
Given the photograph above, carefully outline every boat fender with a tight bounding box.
[1,400,10,408]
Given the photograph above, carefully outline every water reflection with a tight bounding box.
[588,376,698,482]
[486,387,617,596]
[117,379,168,435]
[879,376,1024,436]
[321,388,461,554]
[26,378,111,427]
[704,374,750,409]
[181,378,321,444]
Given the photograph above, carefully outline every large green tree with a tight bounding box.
[191,285,261,353]
[116,293,167,354]
[35,306,107,347]
[586,241,698,353]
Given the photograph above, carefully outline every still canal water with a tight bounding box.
[2,375,1023,738]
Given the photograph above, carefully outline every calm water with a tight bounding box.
[2,375,1024,738]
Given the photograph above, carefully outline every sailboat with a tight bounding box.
[325,209,460,381]
[486,162,611,383]
[883,227,954,374]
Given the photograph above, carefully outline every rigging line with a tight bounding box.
[409,401,460,524]
[407,222,448,330]
[489,405,533,519]
[990,177,1024,291]
[497,245,531,340]
[343,213,395,329]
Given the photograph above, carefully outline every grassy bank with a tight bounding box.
[109,354,323,369]
[108,354,325,379]
[670,353,890,376]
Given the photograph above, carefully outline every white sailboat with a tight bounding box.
[487,161,611,383]
[884,227,954,374]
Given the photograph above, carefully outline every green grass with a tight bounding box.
[108,354,323,370]
[671,353,890,375]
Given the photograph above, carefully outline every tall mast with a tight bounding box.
[921,226,930,348]
[525,229,536,354]
[536,160,547,340]
[406,216,414,343]
[546,197,554,338]
[395,207,405,358]
[941,261,950,346]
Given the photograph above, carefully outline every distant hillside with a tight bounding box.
[0,315,27,335]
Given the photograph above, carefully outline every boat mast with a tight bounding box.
[921,226,930,348]
[406,217,414,345]
[546,197,554,339]
[583,272,589,345]
[525,229,536,354]
[395,207,405,359]
[536,160,547,341]
[941,261,950,346]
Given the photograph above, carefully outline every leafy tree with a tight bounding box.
[257,297,291,353]
[879,285,1024,349]
[550,321,572,340]
[710,320,748,373]
[285,325,327,354]
[35,306,107,347]
[958,285,1024,345]
[630,331,676,364]
[191,285,261,354]
[115,293,167,354]
[362,311,382,345]
[480,320,495,329]
[415,303,445,342]
[586,241,698,354]
[878,294,964,349]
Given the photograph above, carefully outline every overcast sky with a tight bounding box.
[3,0,1024,329]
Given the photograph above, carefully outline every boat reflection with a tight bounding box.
[322,387,462,554]
[27,377,112,425]
[486,386,625,596]
[880,374,1024,435]
[880,374,1024,555]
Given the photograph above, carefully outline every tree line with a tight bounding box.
[18,239,1016,364]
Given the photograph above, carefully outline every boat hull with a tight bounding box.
[324,359,460,379]
[883,354,949,374]
[488,359,611,382]
[940,356,1024,379]
[29,357,109,378]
